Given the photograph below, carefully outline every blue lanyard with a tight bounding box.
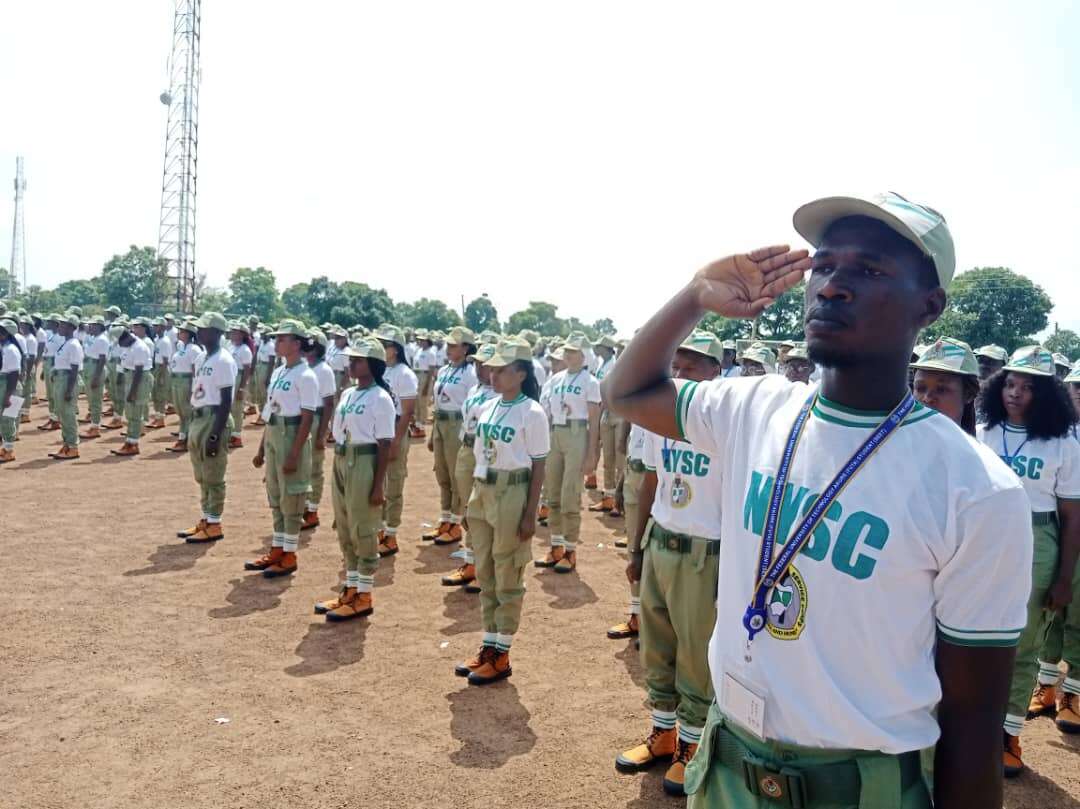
[436,363,465,397]
[742,391,915,651]
[1001,427,1030,466]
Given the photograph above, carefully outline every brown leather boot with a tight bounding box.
[584,473,598,490]
[244,404,257,416]
[434,523,463,546]
[1003,732,1024,777]
[614,536,628,548]
[455,645,495,677]
[468,650,512,685]
[165,439,187,453]
[315,586,355,615]
[37,418,56,431]
[441,563,476,586]
[423,521,449,541]
[145,417,166,429]
[535,545,565,568]
[19,413,31,424]
[165,404,177,415]
[554,549,577,573]
[103,417,124,430]
[378,534,399,557]
[1057,691,1080,733]
[607,614,639,639]
[177,519,208,539]
[589,496,616,512]
[615,726,678,773]
[409,424,426,439]
[1028,682,1058,719]
[227,436,243,449]
[327,590,373,621]
[80,426,102,440]
[50,445,80,461]
[301,510,320,530]
[186,522,224,543]
[0,447,15,464]
[110,442,140,457]
[662,739,698,796]
[245,546,284,571]
[263,551,297,578]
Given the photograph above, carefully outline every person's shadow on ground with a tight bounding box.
[445,682,536,768]
[208,569,294,619]
[284,618,369,677]
[123,540,213,576]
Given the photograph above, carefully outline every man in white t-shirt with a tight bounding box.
[148,318,173,428]
[110,324,153,456]
[80,316,111,438]
[603,193,1031,809]
[49,314,84,459]
[412,331,438,437]
[177,312,237,543]
[719,341,742,379]
[590,335,623,507]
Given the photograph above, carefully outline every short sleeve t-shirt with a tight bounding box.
[627,423,647,462]
[229,342,253,371]
[384,362,418,417]
[86,334,110,362]
[43,332,63,359]
[332,384,396,445]
[153,335,173,367]
[121,338,152,372]
[462,383,498,437]
[977,423,1080,512]
[53,338,84,371]
[267,361,320,417]
[474,394,550,471]
[191,348,237,408]
[415,347,438,374]
[327,343,349,373]
[1,342,21,374]
[532,358,547,389]
[433,362,478,414]
[678,374,1032,753]
[171,341,204,374]
[642,429,722,539]
[546,368,602,424]
[257,340,276,365]
[311,360,337,400]
[721,365,742,379]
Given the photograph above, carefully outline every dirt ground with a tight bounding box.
[3,400,1078,809]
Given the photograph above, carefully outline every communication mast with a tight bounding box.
[157,0,201,313]
[9,157,26,297]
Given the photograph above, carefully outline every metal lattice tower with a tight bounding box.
[157,0,201,313]
[9,157,26,297]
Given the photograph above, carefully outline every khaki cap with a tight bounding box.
[561,331,591,351]
[594,335,618,350]
[471,343,498,364]
[0,318,17,335]
[742,342,777,372]
[62,313,80,327]
[196,312,230,331]
[911,337,978,377]
[479,330,502,345]
[1065,361,1080,383]
[786,344,810,361]
[1053,352,1072,369]
[678,330,724,362]
[342,336,387,363]
[267,319,309,337]
[179,319,200,334]
[307,328,327,347]
[445,326,477,346]
[794,191,956,287]
[1004,345,1055,377]
[974,344,1009,363]
[104,305,122,316]
[517,329,540,347]
[374,324,406,347]
[484,337,533,367]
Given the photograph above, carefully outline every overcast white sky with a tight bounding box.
[1,0,1077,335]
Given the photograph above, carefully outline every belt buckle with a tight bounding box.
[667,536,680,551]
[742,756,806,808]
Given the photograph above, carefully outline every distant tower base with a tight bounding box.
[9,157,27,297]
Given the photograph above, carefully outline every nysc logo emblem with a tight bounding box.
[765,566,807,641]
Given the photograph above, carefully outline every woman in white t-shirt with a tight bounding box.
[0,319,23,463]
[227,323,254,448]
[453,337,548,686]
[301,329,338,530]
[313,337,396,622]
[977,346,1080,773]
[373,325,418,558]
[167,320,204,452]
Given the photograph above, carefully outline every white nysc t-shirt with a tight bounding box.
[977,422,1080,513]
[384,362,418,417]
[121,339,152,372]
[332,383,396,445]
[545,368,602,425]
[86,334,110,362]
[642,429,722,540]
[433,362,477,414]
[627,423,647,462]
[53,338,84,371]
[171,341,204,374]
[266,361,320,417]
[473,394,550,474]
[461,384,498,438]
[677,374,1031,753]
[191,348,237,408]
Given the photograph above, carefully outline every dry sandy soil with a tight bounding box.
[3,400,1079,809]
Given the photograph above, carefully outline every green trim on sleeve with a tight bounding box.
[674,380,699,441]
[936,621,1022,648]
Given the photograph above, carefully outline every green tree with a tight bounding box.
[592,317,617,337]
[17,285,61,314]
[0,267,12,299]
[1046,329,1080,359]
[753,282,805,340]
[228,266,281,320]
[464,295,500,333]
[924,267,1051,351]
[281,282,311,320]
[396,297,461,331]
[97,246,170,314]
[53,278,102,310]
[562,316,595,340]
[331,282,396,329]
[197,287,232,314]
[698,313,753,341]
[506,301,563,336]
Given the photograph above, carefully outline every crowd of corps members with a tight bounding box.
[1,195,1080,808]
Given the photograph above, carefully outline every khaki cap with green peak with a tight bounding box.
[480,330,502,345]
[62,313,80,327]
[794,191,956,287]
[1053,352,1072,369]
[196,312,230,331]
[678,330,724,362]
[484,337,533,367]
[445,326,477,346]
[179,319,200,334]
[787,344,810,361]
[105,305,122,316]
[374,324,406,346]
[561,331,591,351]
[974,344,1009,362]
[742,342,777,371]
[595,335,618,350]
[911,337,978,377]
[268,319,308,337]
[342,336,387,362]
[1065,361,1080,383]
[472,343,498,364]
[1005,345,1055,377]
[307,328,327,347]
[517,329,540,347]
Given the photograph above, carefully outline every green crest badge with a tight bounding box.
[766,565,807,641]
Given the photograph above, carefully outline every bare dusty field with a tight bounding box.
[3,400,1078,809]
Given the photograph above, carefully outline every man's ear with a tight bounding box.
[918,288,947,330]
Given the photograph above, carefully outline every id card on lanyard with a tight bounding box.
[554,369,585,426]
[474,399,517,479]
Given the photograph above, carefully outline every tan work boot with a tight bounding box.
[554,549,577,574]
[80,426,102,440]
[584,473,598,490]
[663,739,698,796]
[423,521,450,541]
[165,439,187,453]
[103,417,124,430]
[615,726,678,773]
[49,445,80,461]
[455,645,495,677]
[434,523,463,546]
[244,404,257,416]
[177,519,208,539]
[263,551,297,578]
[1028,682,1058,719]
[614,536,628,548]
[20,413,31,424]
[607,614,639,639]
[227,436,243,449]
[315,586,355,615]
[145,416,166,429]
[378,534,399,557]
[442,563,476,586]
[110,442,140,457]
[1003,732,1024,777]
[534,545,565,568]
[327,590,373,621]
[301,509,320,530]
[0,447,15,464]
[245,546,285,571]
[468,650,512,686]
[186,523,224,544]
[589,496,616,512]
[1057,692,1080,734]
[408,424,426,439]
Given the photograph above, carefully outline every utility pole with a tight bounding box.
[9,157,26,297]
[157,0,201,314]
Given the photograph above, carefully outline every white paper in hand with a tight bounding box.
[2,395,24,419]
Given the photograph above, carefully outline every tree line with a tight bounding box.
[0,247,1075,355]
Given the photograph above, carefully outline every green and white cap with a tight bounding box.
[1065,361,1080,383]
[45,312,62,323]
[179,319,199,334]
[517,329,540,347]
[787,344,810,361]
[742,342,777,372]
[974,344,1009,362]
[721,339,736,351]
[1053,352,1072,369]
[793,191,956,287]
[0,318,17,335]
[109,324,128,339]
[912,343,931,359]
[485,337,533,367]
[267,319,308,337]
[678,330,724,362]
[104,305,122,316]
[561,331,591,351]
[471,343,498,364]
[374,324,406,347]
[911,337,978,377]
[479,330,502,345]
[342,336,387,362]
[196,311,230,332]
[445,326,476,346]
[1004,345,1055,377]
[307,328,327,347]
[594,335,618,350]
[62,313,80,327]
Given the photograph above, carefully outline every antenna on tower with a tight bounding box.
[157,0,201,314]
[9,157,27,298]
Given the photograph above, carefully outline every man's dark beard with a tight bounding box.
[807,343,857,369]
